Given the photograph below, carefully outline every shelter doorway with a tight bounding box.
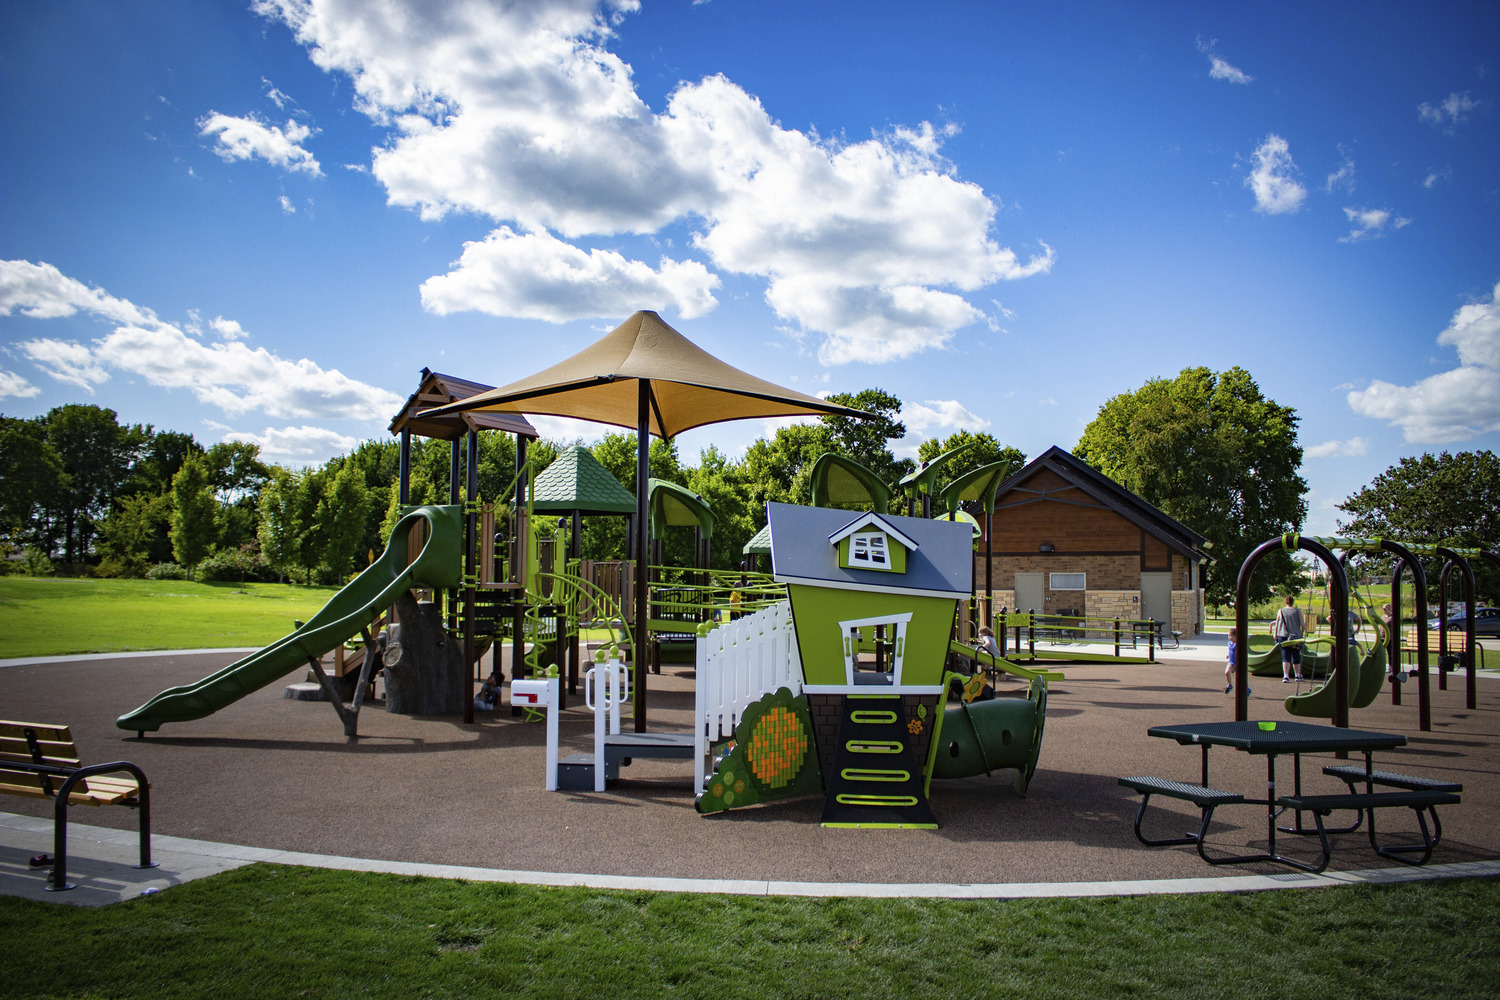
[1140,572,1172,628]
[1015,572,1044,614]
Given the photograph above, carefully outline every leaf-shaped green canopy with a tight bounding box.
[938,457,1023,515]
[810,452,893,511]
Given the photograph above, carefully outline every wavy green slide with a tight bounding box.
[117,505,464,734]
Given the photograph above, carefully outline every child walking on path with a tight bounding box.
[1224,627,1248,695]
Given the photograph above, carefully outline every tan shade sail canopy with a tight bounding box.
[420,310,872,734]
[420,310,868,437]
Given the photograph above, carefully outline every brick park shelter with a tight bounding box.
[971,447,1209,639]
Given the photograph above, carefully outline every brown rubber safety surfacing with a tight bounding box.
[1,651,1496,886]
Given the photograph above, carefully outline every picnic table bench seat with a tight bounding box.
[0,719,155,891]
[1320,764,1463,794]
[1277,789,1461,867]
[1117,776,1245,854]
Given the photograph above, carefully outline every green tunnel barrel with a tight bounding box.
[931,676,1047,795]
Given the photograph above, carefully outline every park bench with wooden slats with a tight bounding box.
[0,719,156,891]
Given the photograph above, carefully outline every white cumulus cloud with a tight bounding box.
[0,259,160,327]
[1418,91,1478,132]
[1339,206,1411,243]
[2,258,401,421]
[0,370,40,399]
[224,424,361,465]
[1347,280,1500,442]
[419,227,720,322]
[199,111,322,175]
[1245,134,1306,214]
[254,0,1046,365]
[1304,437,1368,459]
[1197,38,1253,85]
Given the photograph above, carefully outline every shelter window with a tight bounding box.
[1050,572,1086,591]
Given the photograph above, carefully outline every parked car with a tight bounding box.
[1426,606,1500,636]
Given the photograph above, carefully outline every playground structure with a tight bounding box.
[1233,533,1498,732]
[693,503,1047,828]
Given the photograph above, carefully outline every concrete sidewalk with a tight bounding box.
[6,810,1498,907]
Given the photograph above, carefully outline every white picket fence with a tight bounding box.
[693,599,803,792]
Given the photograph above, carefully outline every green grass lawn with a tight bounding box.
[0,576,341,659]
[1,866,1495,999]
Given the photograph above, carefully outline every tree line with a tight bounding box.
[3,369,1495,605]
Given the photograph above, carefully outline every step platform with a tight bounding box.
[556,732,695,791]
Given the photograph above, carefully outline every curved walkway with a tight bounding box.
[3,643,1497,905]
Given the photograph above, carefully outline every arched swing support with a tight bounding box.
[1235,535,1350,727]
[1434,547,1478,712]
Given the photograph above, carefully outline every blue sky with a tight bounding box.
[2,0,1497,536]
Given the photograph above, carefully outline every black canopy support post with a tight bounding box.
[399,427,411,506]
[463,426,478,726]
[1235,534,1349,726]
[1380,539,1430,732]
[1437,560,1455,691]
[1437,547,1478,711]
[568,509,581,698]
[1390,564,1405,705]
[634,378,651,733]
[985,510,994,628]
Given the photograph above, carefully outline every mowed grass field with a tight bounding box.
[0,576,341,659]
[1,866,1497,999]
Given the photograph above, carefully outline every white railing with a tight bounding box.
[693,600,803,792]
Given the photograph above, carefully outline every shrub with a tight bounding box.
[21,547,55,577]
[146,562,190,580]
[192,546,275,584]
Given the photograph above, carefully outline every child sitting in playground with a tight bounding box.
[976,626,1002,661]
[473,671,503,711]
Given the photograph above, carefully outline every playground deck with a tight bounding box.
[1,645,1497,890]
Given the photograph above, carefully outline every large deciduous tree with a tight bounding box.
[43,404,149,565]
[170,453,218,569]
[0,416,66,555]
[1337,450,1500,600]
[1075,367,1308,607]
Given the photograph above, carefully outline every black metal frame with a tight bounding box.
[8,758,156,891]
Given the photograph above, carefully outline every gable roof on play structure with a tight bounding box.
[766,502,972,598]
[389,369,539,441]
[826,510,920,552]
[531,445,636,515]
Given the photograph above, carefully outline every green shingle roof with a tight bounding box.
[530,446,636,514]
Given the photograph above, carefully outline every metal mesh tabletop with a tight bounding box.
[1148,720,1406,754]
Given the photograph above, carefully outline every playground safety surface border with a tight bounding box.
[3,641,1498,905]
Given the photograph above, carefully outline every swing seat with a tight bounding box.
[1285,636,1388,717]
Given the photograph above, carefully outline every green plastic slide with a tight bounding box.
[116,505,464,734]
[948,639,1065,682]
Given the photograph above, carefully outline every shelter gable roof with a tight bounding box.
[993,446,1208,558]
[531,445,636,515]
[390,369,539,441]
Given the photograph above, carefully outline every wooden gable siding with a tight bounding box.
[984,469,1139,555]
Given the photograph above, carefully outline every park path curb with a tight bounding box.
[4,810,1497,907]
